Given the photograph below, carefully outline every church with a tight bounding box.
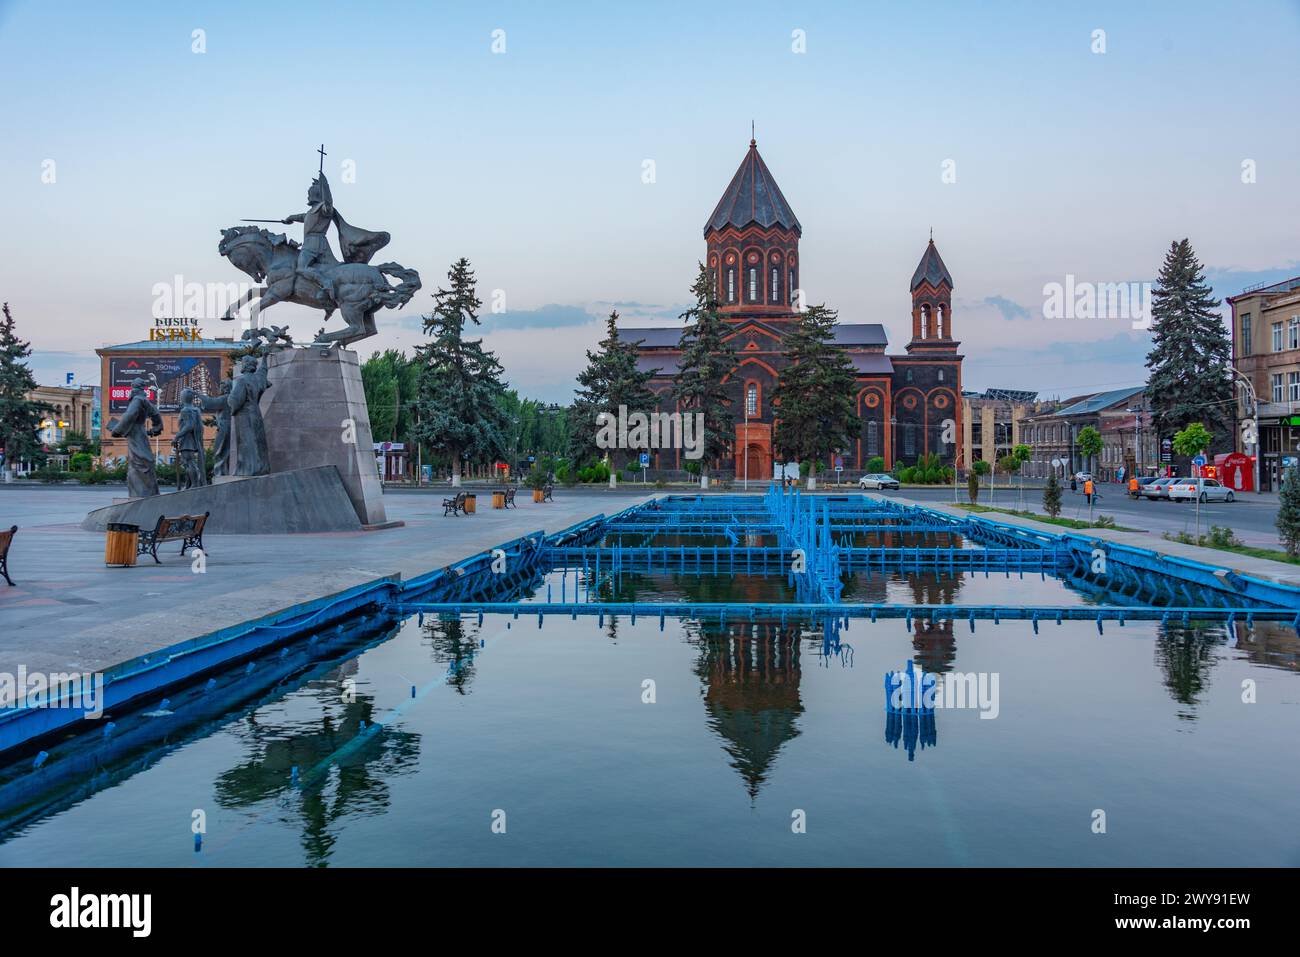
[627,138,964,477]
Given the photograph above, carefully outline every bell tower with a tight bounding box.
[907,237,958,352]
[704,138,802,319]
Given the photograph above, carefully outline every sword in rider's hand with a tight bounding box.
[241,219,293,224]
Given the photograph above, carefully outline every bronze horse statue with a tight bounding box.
[217,226,421,346]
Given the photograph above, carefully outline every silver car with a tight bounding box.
[859,473,900,490]
[1168,477,1235,503]
[1140,477,1177,500]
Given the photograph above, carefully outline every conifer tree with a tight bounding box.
[771,304,857,477]
[1145,239,1232,442]
[672,264,737,478]
[568,312,657,470]
[0,303,45,470]
[1277,467,1300,557]
[411,259,509,486]
[1043,472,1062,517]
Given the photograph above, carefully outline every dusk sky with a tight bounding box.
[2,0,1298,403]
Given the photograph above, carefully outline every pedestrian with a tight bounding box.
[1084,477,1094,504]
[1070,475,1078,493]
[1128,475,1139,498]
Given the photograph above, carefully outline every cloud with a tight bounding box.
[978,295,1032,321]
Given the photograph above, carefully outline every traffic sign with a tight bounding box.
[1192,454,1206,467]
[639,452,650,468]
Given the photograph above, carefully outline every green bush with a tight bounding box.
[866,456,886,473]
[684,461,701,476]
[1093,514,1116,528]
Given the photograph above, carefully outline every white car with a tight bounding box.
[1074,471,1093,483]
[859,473,900,490]
[1168,477,1235,503]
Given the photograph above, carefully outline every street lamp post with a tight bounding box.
[1231,368,1261,495]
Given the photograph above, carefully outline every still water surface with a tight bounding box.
[0,569,1296,867]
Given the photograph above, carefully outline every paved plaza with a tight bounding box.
[0,485,641,683]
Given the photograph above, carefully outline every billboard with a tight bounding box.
[108,356,222,413]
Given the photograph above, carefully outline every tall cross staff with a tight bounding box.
[317,143,327,175]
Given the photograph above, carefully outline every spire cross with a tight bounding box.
[317,143,327,174]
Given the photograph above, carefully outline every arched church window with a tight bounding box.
[746,383,758,417]
[920,305,930,338]
[938,304,947,338]
[906,368,914,384]
[748,268,758,302]
[867,420,879,456]
[789,269,797,301]
[904,423,916,457]
[938,369,945,383]
[770,267,780,303]
[727,268,736,303]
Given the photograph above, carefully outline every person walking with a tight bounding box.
[1070,475,1078,493]
[1084,477,1095,505]
[1128,475,1139,498]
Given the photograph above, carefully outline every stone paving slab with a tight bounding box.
[0,486,643,682]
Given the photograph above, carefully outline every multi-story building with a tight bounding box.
[630,137,963,477]
[26,384,98,445]
[960,389,1040,472]
[1227,275,1300,490]
[1021,386,1151,480]
[95,337,241,465]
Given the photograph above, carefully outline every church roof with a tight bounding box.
[833,324,888,346]
[621,327,681,348]
[705,140,802,236]
[910,239,954,291]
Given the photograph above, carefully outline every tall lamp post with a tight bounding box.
[1231,368,1261,495]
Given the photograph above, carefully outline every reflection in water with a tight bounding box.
[885,710,938,761]
[214,662,421,867]
[1154,621,1227,720]
[424,617,481,694]
[689,619,804,802]
[1231,620,1300,672]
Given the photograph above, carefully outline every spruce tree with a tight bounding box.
[672,263,737,478]
[1043,472,1062,517]
[1277,467,1300,557]
[771,304,857,477]
[0,303,46,470]
[411,259,510,485]
[1144,239,1232,442]
[568,312,657,470]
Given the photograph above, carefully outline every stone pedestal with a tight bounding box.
[260,348,388,526]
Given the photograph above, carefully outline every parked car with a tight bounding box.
[859,473,900,490]
[1140,477,1177,500]
[1074,471,1093,483]
[1129,476,1161,498]
[1168,477,1235,503]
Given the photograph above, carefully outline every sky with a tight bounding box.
[2,0,1298,404]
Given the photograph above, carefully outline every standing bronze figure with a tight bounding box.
[172,388,207,490]
[109,378,164,498]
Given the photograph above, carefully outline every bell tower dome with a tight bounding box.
[907,237,959,352]
[704,138,802,319]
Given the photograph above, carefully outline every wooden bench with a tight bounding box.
[138,512,208,564]
[504,486,517,508]
[0,525,15,586]
[442,491,468,516]
[542,484,554,502]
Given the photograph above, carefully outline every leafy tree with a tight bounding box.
[1144,239,1232,441]
[1076,425,1103,474]
[967,470,980,504]
[1043,472,1062,517]
[771,304,857,478]
[410,258,510,485]
[0,303,46,469]
[1012,443,1032,467]
[568,312,657,470]
[672,263,737,477]
[998,454,1020,475]
[1172,421,1212,460]
[866,455,886,473]
[972,459,991,477]
[1277,467,1300,557]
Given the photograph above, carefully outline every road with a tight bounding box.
[888,483,1283,548]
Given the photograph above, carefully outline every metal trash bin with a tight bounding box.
[105,522,140,567]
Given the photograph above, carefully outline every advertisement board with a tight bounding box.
[108,356,222,413]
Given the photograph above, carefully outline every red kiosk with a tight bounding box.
[1211,452,1254,492]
